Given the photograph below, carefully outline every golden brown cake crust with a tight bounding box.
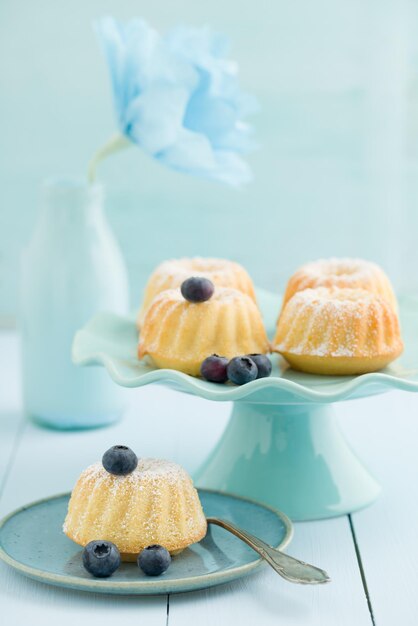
[279,352,403,376]
[138,287,270,376]
[137,257,256,328]
[282,258,398,312]
[63,459,207,557]
[273,287,403,375]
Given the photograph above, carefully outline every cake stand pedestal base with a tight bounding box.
[194,402,381,521]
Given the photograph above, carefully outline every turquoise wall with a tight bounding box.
[1,0,418,318]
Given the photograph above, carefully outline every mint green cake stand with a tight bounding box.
[72,290,418,521]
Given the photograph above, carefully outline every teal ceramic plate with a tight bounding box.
[73,289,418,404]
[0,490,292,595]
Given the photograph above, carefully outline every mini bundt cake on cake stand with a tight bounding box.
[282,257,398,312]
[274,287,403,375]
[138,286,269,376]
[137,257,256,328]
[64,453,207,561]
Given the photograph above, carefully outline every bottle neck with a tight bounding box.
[40,179,104,230]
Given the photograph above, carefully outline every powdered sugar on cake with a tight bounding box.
[299,258,381,282]
[63,457,206,549]
[275,287,398,358]
[151,257,239,288]
[79,458,190,493]
[138,286,262,361]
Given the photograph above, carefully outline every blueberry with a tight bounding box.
[227,356,258,385]
[138,544,171,576]
[102,445,138,475]
[247,354,272,379]
[201,354,229,383]
[82,540,121,578]
[181,277,215,303]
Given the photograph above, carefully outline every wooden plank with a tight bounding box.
[169,516,373,626]
[0,571,167,625]
[340,391,418,626]
[0,333,25,492]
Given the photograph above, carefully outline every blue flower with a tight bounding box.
[94,17,256,186]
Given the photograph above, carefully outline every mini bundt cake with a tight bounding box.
[138,287,270,376]
[273,287,403,375]
[282,258,398,312]
[137,257,256,328]
[64,455,207,561]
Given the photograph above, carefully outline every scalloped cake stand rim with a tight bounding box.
[72,287,418,405]
[72,346,418,404]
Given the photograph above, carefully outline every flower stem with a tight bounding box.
[87,133,132,183]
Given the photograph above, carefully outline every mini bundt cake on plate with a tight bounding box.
[137,257,256,328]
[273,287,403,375]
[64,455,207,561]
[282,258,398,312]
[138,287,270,376]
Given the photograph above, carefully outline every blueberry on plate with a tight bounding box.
[247,354,272,379]
[227,356,258,385]
[138,544,171,576]
[82,540,121,578]
[181,277,215,303]
[201,354,229,383]
[102,445,138,475]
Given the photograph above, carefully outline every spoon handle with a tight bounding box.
[206,517,330,585]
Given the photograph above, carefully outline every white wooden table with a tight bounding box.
[0,330,417,625]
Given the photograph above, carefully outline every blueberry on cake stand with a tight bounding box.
[72,290,418,521]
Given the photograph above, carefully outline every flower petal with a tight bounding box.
[125,85,190,154]
[95,17,256,185]
[157,128,252,186]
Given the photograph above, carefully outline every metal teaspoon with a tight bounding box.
[206,517,331,585]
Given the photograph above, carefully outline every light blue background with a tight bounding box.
[1,0,418,318]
